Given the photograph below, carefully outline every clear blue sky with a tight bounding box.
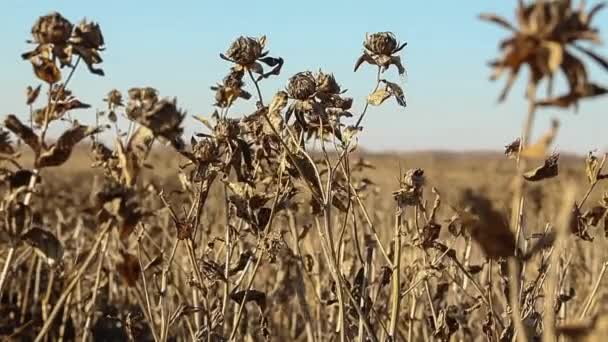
[1,0,607,153]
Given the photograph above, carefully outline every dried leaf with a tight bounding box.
[31,56,61,84]
[4,114,40,153]
[21,227,63,265]
[523,153,559,181]
[37,124,99,168]
[367,88,391,106]
[586,152,600,184]
[26,85,42,105]
[117,251,141,287]
[383,80,407,106]
[230,289,267,311]
[558,314,608,342]
[504,138,521,159]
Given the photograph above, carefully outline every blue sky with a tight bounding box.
[1,0,607,153]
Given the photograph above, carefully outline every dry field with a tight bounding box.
[2,2,608,342]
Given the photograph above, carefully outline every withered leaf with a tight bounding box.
[586,152,600,184]
[31,56,61,84]
[383,80,406,106]
[367,88,391,106]
[117,251,141,287]
[26,85,42,105]
[230,289,267,311]
[8,170,39,191]
[523,153,559,182]
[21,227,63,265]
[557,314,608,342]
[289,152,323,200]
[4,114,40,153]
[454,192,516,259]
[37,124,100,168]
[504,138,521,159]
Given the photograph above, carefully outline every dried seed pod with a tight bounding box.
[30,12,73,45]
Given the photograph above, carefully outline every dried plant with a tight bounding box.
[0,7,607,342]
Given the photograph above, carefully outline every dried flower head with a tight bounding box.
[210,68,252,108]
[104,89,124,108]
[220,35,283,80]
[23,13,106,77]
[193,138,220,164]
[69,19,105,75]
[226,36,264,66]
[315,71,342,96]
[481,1,608,106]
[287,72,317,100]
[126,87,185,148]
[30,12,73,45]
[355,32,407,74]
[393,168,425,207]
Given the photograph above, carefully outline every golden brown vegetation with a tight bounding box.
[1,1,608,341]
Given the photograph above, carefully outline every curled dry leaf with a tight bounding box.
[37,124,100,168]
[586,152,601,184]
[523,153,559,181]
[117,251,141,287]
[4,114,40,153]
[31,56,61,84]
[230,289,267,311]
[21,227,63,265]
[367,88,391,106]
[26,85,42,105]
[557,314,608,342]
[504,138,521,159]
[368,80,406,107]
[455,191,515,259]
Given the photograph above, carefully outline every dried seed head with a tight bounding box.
[315,71,341,95]
[403,168,425,189]
[214,118,240,141]
[70,19,104,49]
[365,32,398,56]
[105,89,123,107]
[31,12,73,45]
[393,168,425,207]
[144,99,185,143]
[193,138,219,163]
[226,36,263,66]
[287,72,317,100]
[481,1,608,105]
[211,68,251,108]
